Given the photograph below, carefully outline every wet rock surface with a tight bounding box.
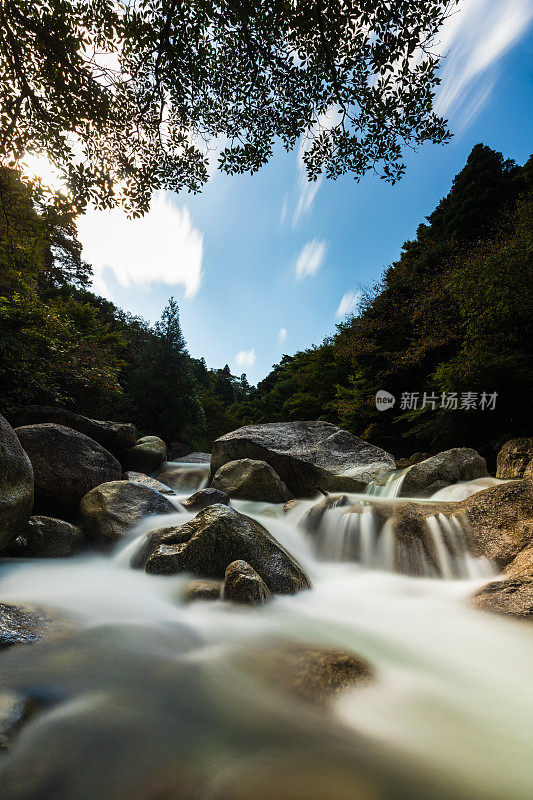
[223,560,272,605]
[399,448,488,498]
[496,438,533,479]
[125,435,167,475]
[15,423,122,517]
[9,516,84,558]
[80,481,176,547]
[12,406,136,457]
[183,580,222,602]
[471,577,533,620]
[0,414,34,551]
[459,479,533,567]
[211,458,292,503]
[181,487,230,511]
[123,471,175,495]
[210,421,395,496]
[0,603,52,649]
[141,504,311,594]
[241,641,374,707]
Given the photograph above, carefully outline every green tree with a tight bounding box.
[0,0,458,214]
[127,297,204,441]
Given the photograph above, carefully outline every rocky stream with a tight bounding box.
[1,408,533,799]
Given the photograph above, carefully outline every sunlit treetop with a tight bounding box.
[0,0,459,215]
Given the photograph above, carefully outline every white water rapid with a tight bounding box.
[0,462,532,800]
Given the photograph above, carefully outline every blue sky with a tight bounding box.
[76,0,533,385]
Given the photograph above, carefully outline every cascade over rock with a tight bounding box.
[137,503,311,594]
[399,448,488,498]
[210,421,395,496]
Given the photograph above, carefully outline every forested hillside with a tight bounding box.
[235,145,533,462]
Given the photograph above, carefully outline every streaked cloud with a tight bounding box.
[295,239,326,280]
[336,291,361,318]
[77,192,204,299]
[435,0,533,132]
[236,348,256,367]
[278,327,287,343]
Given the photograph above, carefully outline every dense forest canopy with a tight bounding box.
[0,0,458,213]
[1,143,531,461]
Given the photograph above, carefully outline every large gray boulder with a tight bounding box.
[80,481,176,547]
[10,516,84,558]
[0,414,34,551]
[210,421,395,496]
[211,458,292,503]
[12,406,136,456]
[126,435,167,474]
[399,447,488,498]
[15,424,122,517]
[139,503,311,594]
[496,438,533,479]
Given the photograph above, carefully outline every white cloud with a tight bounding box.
[278,327,287,343]
[336,291,361,318]
[77,192,204,299]
[295,239,326,280]
[236,348,256,368]
[435,0,533,132]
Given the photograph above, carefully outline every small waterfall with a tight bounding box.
[365,469,407,498]
[305,501,495,579]
[155,460,209,494]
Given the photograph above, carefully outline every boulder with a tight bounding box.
[240,642,374,707]
[10,516,84,558]
[0,414,34,551]
[471,577,533,621]
[141,504,311,594]
[223,560,272,605]
[0,603,51,649]
[124,471,175,495]
[211,458,292,503]
[168,442,192,461]
[496,438,533,479]
[181,487,230,511]
[15,423,121,517]
[80,481,176,547]
[399,448,488,498]
[126,436,167,474]
[155,461,210,492]
[210,421,395,496]
[12,405,136,456]
[458,479,533,567]
[183,580,222,603]
[395,452,431,470]
[173,452,211,464]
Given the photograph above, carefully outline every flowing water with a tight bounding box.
[0,462,532,799]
